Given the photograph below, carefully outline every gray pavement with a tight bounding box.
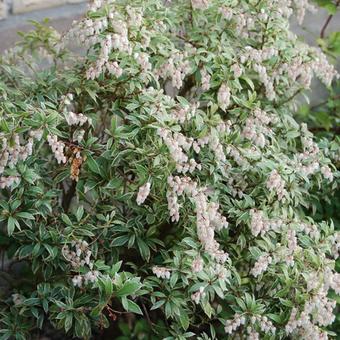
[0,2,86,51]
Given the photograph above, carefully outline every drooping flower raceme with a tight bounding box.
[136,182,151,205]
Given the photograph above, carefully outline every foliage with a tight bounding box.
[298,0,340,138]
[299,0,340,335]
[0,0,339,339]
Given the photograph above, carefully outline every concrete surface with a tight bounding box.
[0,2,86,51]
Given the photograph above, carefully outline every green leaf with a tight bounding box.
[202,301,213,318]
[18,244,34,258]
[75,206,84,222]
[90,305,104,318]
[136,238,150,261]
[179,310,189,330]
[267,313,283,324]
[86,155,102,176]
[22,168,40,184]
[150,299,166,310]
[115,280,141,297]
[54,169,71,183]
[7,217,18,236]
[327,31,340,54]
[16,212,35,220]
[61,214,72,226]
[176,96,190,107]
[98,276,113,297]
[65,313,73,333]
[235,297,246,311]
[110,261,122,275]
[213,285,225,299]
[111,235,129,247]
[87,88,98,102]
[23,298,40,306]
[169,271,178,288]
[44,244,58,259]
[121,297,143,315]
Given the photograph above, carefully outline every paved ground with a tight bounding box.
[0,2,86,52]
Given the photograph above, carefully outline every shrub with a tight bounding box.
[296,1,340,334]
[0,0,339,339]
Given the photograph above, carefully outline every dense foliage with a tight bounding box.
[0,0,339,339]
[297,0,340,334]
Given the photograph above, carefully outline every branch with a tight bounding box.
[140,300,153,328]
[178,74,196,97]
[320,0,340,38]
[62,181,77,212]
[309,126,340,134]
[274,88,303,108]
[175,34,201,48]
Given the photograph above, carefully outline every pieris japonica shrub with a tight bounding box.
[0,0,339,339]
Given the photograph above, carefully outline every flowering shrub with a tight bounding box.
[0,0,339,339]
[296,1,340,333]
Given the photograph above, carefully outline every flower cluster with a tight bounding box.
[250,210,268,237]
[224,314,246,334]
[231,63,242,78]
[251,253,272,277]
[12,294,24,306]
[191,0,210,10]
[61,93,91,128]
[266,170,287,201]
[72,270,100,288]
[152,266,171,279]
[170,103,199,124]
[0,132,41,175]
[191,256,204,273]
[292,0,317,25]
[66,112,88,127]
[62,240,99,288]
[47,134,67,164]
[167,175,228,264]
[0,175,20,189]
[250,315,276,334]
[286,288,336,338]
[241,108,273,148]
[321,165,334,182]
[330,232,340,259]
[217,83,231,112]
[191,287,206,304]
[157,51,192,89]
[86,31,127,80]
[62,240,93,269]
[219,6,233,21]
[200,68,211,91]
[157,128,201,174]
[136,182,151,205]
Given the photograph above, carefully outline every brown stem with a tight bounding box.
[309,126,340,134]
[274,88,303,108]
[140,300,153,328]
[320,0,340,38]
[178,74,196,97]
[175,34,201,48]
[62,181,77,212]
[189,1,194,28]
